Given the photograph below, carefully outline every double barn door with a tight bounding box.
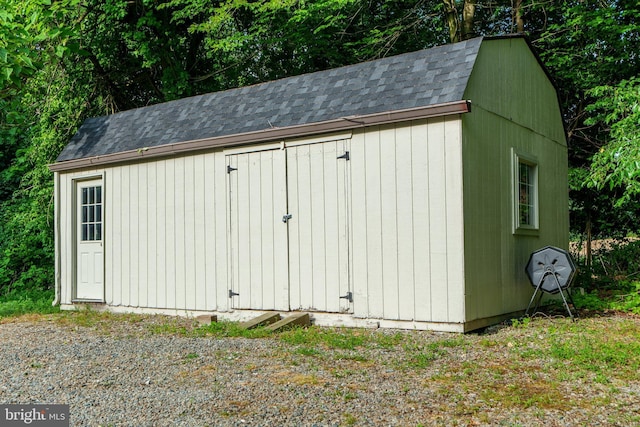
[227,140,352,313]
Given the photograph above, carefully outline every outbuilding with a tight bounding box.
[51,35,568,332]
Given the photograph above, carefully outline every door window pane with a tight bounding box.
[80,185,103,241]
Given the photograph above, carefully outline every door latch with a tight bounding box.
[339,291,353,303]
[282,214,292,223]
[228,289,239,298]
[337,151,350,161]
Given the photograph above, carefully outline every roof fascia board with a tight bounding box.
[49,100,470,172]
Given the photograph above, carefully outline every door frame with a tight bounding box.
[72,174,105,302]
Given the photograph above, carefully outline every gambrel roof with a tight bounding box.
[54,36,489,168]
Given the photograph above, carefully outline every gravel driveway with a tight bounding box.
[1,314,639,426]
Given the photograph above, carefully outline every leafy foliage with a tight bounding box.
[571,239,640,313]
[0,288,59,317]
[586,78,640,205]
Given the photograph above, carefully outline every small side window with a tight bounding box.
[513,150,538,234]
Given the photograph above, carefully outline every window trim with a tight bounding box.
[512,149,539,235]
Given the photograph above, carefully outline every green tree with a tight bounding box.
[587,78,640,205]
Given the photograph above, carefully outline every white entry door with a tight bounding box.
[227,149,290,310]
[75,179,104,301]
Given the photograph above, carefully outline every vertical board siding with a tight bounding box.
[59,120,465,326]
[227,149,289,311]
[147,163,157,308]
[337,141,352,314]
[155,160,168,309]
[351,119,465,323]
[426,119,449,322]
[287,144,305,310]
[138,164,149,307]
[364,129,384,318]
[129,165,139,307]
[462,38,569,322]
[380,126,400,320]
[193,156,207,311]
[395,125,416,321]
[214,153,228,309]
[183,156,197,310]
[112,167,124,306]
[351,133,369,316]
[443,117,465,321]
[165,159,177,308]
[59,152,228,311]
[287,140,351,313]
[411,123,432,321]
[309,143,328,310]
[174,157,186,310]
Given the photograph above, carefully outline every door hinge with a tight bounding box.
[228,289,239,298]
[282,214,292,223]
[339,291,353,303]
[227,165,237,174]
[337,151,350,161]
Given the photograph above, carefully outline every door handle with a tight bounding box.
[282,214,292,223]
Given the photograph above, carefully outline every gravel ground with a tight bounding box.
[1,313,639,426]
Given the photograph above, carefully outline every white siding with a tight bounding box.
[58,153,228,312]
[351,118,465,323]
[227,149,289,311]
[58,119,465,325]
[287,140,351,313]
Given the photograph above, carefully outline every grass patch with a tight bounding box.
[54,308,147,330]
[480,381,564,410]
[0,289,59,318]
[547,332,640,380]
[193,320,273,339]
[278,326,366,350]
[405,351,440,369]
[342,413,358,426]
[294,346,323,357]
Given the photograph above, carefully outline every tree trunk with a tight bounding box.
[442,0,460,43]
[586,213,592,284]
[513,0,525,33]
[462,0,476,40]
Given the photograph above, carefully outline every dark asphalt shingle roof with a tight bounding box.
[57,37,483,162]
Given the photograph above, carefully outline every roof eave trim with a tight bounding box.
[49,100,471,172]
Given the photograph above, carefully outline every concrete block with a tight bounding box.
[196,314,217,325]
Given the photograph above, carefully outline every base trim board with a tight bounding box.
[60,304,522,333]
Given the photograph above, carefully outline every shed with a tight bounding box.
[50,35,568,332]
